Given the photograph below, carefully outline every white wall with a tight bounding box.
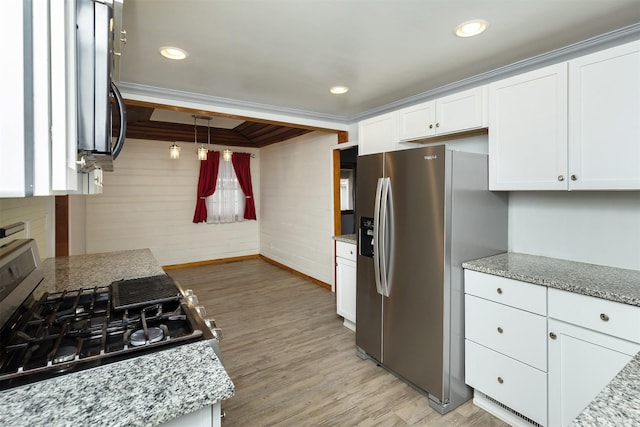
[0,196,53,259]
[260,131,337,285]
[79,138,260,266]
[509,191,640,270]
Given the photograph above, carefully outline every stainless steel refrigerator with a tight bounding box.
[356,144,507,414]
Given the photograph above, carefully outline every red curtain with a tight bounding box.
[192,151,220,223]
[231,153,257,220]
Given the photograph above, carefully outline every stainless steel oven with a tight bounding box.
[76,0,126,172]
[0,240,224,391]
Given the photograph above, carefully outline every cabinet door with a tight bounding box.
[397,101,436,141]
[436,86,487,135]
[489,63,568,190]
[0,2,30,196]
[336,256,356,326]
[568,40,640,190]
[548,319,639,427]
[358,113,397,155]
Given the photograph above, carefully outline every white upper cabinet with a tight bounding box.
[488,63,569,190]
[1,1,79,197]
[489,40,640,191]
[397,86,487,142]
[358,112,398,155]
[567,40,640,190]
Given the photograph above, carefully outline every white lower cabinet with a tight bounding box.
[335,241,356,331]
[159,402,221,427]
[464,270,547,426]
[547,288,640,427]
[466,270,640,427]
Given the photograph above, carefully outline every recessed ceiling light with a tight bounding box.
[159,46,188,60]
[455,19,488,38]
[330,86,349,95]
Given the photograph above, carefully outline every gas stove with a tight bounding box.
[0,239,223,390]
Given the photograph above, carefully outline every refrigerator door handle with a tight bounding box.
[379,177,390,297]
[373,177,384,296]
[384,178,395,297]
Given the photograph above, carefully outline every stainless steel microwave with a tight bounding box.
[76,0,126,172]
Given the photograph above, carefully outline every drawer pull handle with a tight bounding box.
[497,327,503,334]
[549,332,557,340]
[497,288,503,294]
[497,377,504,384]
[600,313,609,321]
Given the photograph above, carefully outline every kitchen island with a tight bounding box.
[0,249,234,427]
[463,252,640,427]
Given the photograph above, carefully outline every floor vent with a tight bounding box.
[484,394,542,427]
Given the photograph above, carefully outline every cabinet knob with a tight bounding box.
[557,175,564,182]
[349,250,353,255]
[429,124,433,129]
[497,326,503,334]
[436,123,440,128]
[496,288,503,294]
[571,174,578,181]
[549,332,557,340]
[497,377,504,384]
[600,313,610,321]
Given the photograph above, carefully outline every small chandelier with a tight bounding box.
[223,148,233,162]
[169,143,181,159]
[194,115,210,161]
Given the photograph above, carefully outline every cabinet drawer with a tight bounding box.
[464,270,546,315]
[465,340,547,426]
[336,241,357,261]
[548,288,640,344]
[466,295,547,371]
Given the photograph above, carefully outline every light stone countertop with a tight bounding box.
[333,234,357,244]
[0,249,234,427]
[463,252,640,427]
[571,352,640,427]
[462,252,640,306]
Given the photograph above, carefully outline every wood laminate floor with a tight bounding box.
[167,259,508,427]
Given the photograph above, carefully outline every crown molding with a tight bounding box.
[117,82,350,129]
[348,23,640,123]
[119,23,639,127]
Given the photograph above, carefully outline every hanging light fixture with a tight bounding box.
[169,143,181,159]
[193,115,208,161]
[223,148,233,162]
[198,117,210,160]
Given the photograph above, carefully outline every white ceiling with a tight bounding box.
[119,0,640,124]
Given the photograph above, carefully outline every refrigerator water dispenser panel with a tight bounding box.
[360,217,374,257]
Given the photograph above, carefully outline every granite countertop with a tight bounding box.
[571,352,640,426]
[463,252,640,426]
[333,234,357,244]
[462,252,640,306]
[0,249,234,427]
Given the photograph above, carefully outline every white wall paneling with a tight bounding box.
[508,191,640,270]
[260,132,336,285]
[80,139,260,266]
[0,197,53,259]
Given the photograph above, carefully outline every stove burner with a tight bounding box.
[53,346,77,364]
[129,327,164,347]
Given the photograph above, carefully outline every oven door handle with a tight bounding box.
[111,81,127,160]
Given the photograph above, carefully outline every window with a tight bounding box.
[206,158,246,223]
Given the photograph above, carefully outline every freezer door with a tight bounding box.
[383,145,446,400]
[355,153,384,361]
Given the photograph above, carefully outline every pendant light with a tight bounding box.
[169,143,180,159]
[223,148,233,162]
[198,117,210,161]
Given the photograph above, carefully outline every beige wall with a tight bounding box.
[0,196,53,259]
[80,138,261,266]
[260,131,337,285]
